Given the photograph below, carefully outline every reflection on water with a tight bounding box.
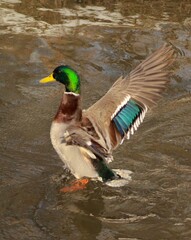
[0,0,191,239]
[1,0,191,35]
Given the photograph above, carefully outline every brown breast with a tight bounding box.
[54,93,82,123]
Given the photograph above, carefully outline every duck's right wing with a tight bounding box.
[84,44,176,149]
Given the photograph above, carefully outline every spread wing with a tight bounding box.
[84,44,176,149]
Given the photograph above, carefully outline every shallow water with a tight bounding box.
[0,0,191,239]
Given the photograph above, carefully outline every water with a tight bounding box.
[0,0,191,239]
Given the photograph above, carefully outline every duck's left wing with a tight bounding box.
[62,127,112,161]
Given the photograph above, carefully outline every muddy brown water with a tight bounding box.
[0,1,191,239]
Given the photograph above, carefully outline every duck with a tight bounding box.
[40,44,176,192]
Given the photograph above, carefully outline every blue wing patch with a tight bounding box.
[112,99,143,137]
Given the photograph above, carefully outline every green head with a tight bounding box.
[40,65,80,94]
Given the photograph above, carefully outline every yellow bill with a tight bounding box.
[40,73,56,83]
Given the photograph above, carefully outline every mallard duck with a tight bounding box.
[40,44,175,192]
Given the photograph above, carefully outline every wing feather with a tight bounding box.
[84,43,176,150]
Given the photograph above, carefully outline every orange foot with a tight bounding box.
[60,178,90,193]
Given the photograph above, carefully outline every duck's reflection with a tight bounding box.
[67,183,104,239]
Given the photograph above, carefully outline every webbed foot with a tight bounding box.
[60,178,90,193]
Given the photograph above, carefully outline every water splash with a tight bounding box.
[105,169,132,187]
